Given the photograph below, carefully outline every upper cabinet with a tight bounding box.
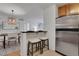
[58,4,79,17]
[69,4,79,15]
[58,5,66,16]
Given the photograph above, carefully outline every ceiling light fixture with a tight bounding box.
[8,10,16,24]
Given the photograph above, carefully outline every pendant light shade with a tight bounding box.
[8,10,16,24]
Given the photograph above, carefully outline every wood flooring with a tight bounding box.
[7,49,62,56]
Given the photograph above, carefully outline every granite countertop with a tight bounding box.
[21,30,47,33]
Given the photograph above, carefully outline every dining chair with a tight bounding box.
[7,33,19,47]
[0,36,4,48]
[17,33,21,44]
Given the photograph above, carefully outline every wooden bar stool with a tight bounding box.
[27,38,42,56]
[40,37,49,53]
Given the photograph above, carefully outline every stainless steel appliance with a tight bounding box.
[56,15,79,56]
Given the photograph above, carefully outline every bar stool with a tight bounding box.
[40,37,49,53]
[27,38,42,56]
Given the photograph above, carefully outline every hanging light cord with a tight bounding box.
[11,10,14,18]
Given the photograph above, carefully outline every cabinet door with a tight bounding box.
[69,4,79,15]
[66,4,70,15]
[58,4,79,17]
[58,5,66,16]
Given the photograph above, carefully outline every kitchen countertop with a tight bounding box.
[21,30,47,33]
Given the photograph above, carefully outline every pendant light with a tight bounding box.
[8,10,16,24]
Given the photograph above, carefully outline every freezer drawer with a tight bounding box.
[56,31,79,56]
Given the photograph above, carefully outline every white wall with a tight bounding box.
[43,4,57,50]
[24,17,44,31]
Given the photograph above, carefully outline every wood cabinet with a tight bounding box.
[65,4,70,15]
[69,4,79,15]
[58,4,79,17]
[58,5,66,16]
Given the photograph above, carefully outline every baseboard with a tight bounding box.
[55,50,66,56]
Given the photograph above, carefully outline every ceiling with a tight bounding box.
[56,3,66,7]
[0,3,52,16]
[0,3,65,22]
[0,3,67,28]
[0,3,65,15]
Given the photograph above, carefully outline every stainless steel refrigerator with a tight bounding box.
[56,15,79,56]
